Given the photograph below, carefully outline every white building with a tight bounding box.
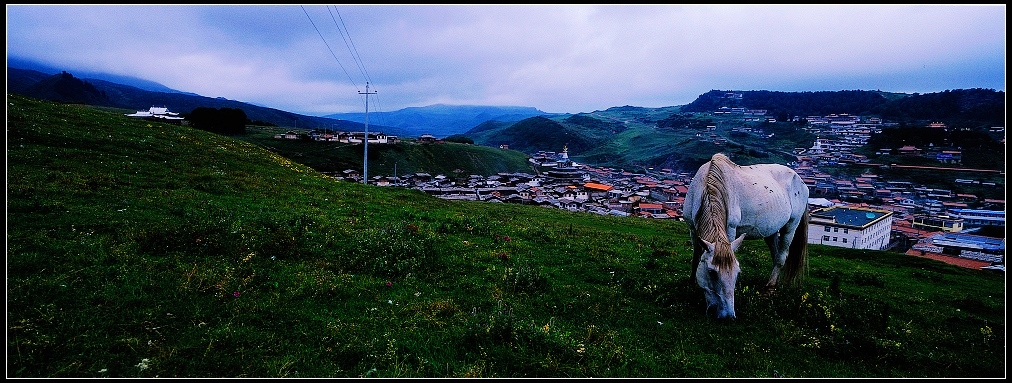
[125,106,184,121]
[808,206,894,250]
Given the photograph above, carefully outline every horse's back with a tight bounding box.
[733,163,809,231]
[683,154,808,233]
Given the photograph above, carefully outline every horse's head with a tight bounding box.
[695,234,745,320]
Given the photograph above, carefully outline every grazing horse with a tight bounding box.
[682,153,809,319]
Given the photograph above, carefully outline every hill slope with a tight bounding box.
[464,89,1004,172]
[325,104,552,138]
[682,89,1005,126]
[6,94,1005,378]
[464,104,807,172]
[7,56,198,95]
[237,126,536,177]
[6,66,403,134]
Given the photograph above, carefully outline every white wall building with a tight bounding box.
[808,206,894,250]
[125,106,183,121]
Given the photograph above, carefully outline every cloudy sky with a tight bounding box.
[6,4,1006,115]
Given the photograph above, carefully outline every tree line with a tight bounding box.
[681,88,1005,128]
[185,107,248,135]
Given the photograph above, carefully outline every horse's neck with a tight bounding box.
[698,196,729,240]
[696,161,732,244]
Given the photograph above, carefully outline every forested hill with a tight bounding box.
[6,67,399,134]
[682,89,1005,126]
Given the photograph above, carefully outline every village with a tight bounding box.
[313,110,1005,273]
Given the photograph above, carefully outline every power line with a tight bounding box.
[326,6,385,120]
[301,5,359,91]
[326,5,387,128]
[306,5,389,180]
[328,5,371,84]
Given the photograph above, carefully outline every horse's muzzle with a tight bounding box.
[707,304,737,320]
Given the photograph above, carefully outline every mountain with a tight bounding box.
[9,62,1003,172]
[7,67,53,94]
[463,104,754,172]
[19,70,116,107]
[7,56,198,95]
[466,115,600,155]
[464,89,1005,172]
[682,89,1005,126]
[6,65,405,135]
[324,104,554,138]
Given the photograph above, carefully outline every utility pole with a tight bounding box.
[359,82,377,184]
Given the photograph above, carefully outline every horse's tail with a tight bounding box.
[781,210,809,286]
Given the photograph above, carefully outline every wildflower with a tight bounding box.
[233,291,241,297]
[385,281,393,287]
[136,358,150,371]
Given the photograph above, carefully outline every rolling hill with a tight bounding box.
[463,104,809,172]
[7,94,1004,378]
[7,56,199,95]
[462,89,1004,172]
[6,66,404,134]
[236,125,536,177]
[324,104,554,139]
[8,62,1004,175]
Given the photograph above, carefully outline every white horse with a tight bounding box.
[682,153,809,319]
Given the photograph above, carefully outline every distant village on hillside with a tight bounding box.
[298,110,1005,273]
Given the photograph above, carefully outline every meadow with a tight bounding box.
[6,94,1005,378]
[235,125,535,178]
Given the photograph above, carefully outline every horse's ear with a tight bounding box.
[702,239,716,254]
[730,234,746,251]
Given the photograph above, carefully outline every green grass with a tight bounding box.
[471,109,814,172]
[6,94,1005,378]
[237,126,535,177]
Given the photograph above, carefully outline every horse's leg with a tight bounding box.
[765,224,801,295]
[690,231,702,284]
[761,233,784,296]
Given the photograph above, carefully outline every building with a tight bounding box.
[418,134,438,144]
[125,106,184,122]
[908,232,1005,267]
[808,206,894,250]
[911,214,965,233]
[947,209,1005,228]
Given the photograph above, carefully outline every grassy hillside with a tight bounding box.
[6,94,1005,378]
[236,126,535,177]
[465,105,813,171]
[7,67,400,134]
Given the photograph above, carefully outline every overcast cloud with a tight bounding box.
[6,4,1006,115]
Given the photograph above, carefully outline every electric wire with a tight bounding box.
[326,5,387,124]
[305,5,387,127]
[328,5,372,85]
[301,5,359,92]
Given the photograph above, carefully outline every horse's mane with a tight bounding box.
[694,153,737,269]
